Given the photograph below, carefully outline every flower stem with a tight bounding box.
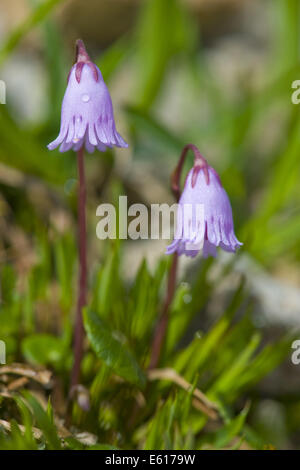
[70,146,87,390]
[171,144,209,196]
[149,252,178,369]
[149,145,202,369]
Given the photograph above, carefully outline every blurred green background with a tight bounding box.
[0,0,300,450]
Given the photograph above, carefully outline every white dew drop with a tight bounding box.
[81,94,90,103]
[74,117,82,142]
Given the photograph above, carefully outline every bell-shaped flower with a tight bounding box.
[167,164,242,258]
[48,40,128,153]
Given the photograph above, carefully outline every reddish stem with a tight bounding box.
[171,144,209,197]
[148,253,178,370]
[149,144,208,370]
[74,39,98,83]
[70,146,87,391]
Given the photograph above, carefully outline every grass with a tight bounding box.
[0,0,299,450]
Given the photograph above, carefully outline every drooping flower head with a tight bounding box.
[48,39,128,153]
[167,144,242,258]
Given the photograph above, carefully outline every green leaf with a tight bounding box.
[207,312,255,380]
[125,106,184,154]
[213,403,250,449]
[22,392,61,450]
[0,265,16,304]
[21,334,67,368]
[0,0,66,67]
[93,248,121,318]
[175,279,245,378]
[96,35,131,83]
[0,108,72,184]
[209,333,261,400]
[145,395,177,450]
[134,0,196,109]
[165,282,192,354]
[237,333,298,392]
[42,17,68,125]
[54,233,76,310]
[88,444,120,450]
[84,309,146,388]
[127,257,166,343]
[64,437,85,450]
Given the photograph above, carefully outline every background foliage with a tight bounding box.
[0,0,300,450]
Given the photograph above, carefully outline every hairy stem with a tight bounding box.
[70,146,87,390]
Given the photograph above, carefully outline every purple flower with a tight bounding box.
[167,164,242,258]
[48,40,128,153]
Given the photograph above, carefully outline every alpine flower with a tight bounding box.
[48,39,128,153]
[167,145,242,258]
[150,144,242,370]
[47,39,128,391]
